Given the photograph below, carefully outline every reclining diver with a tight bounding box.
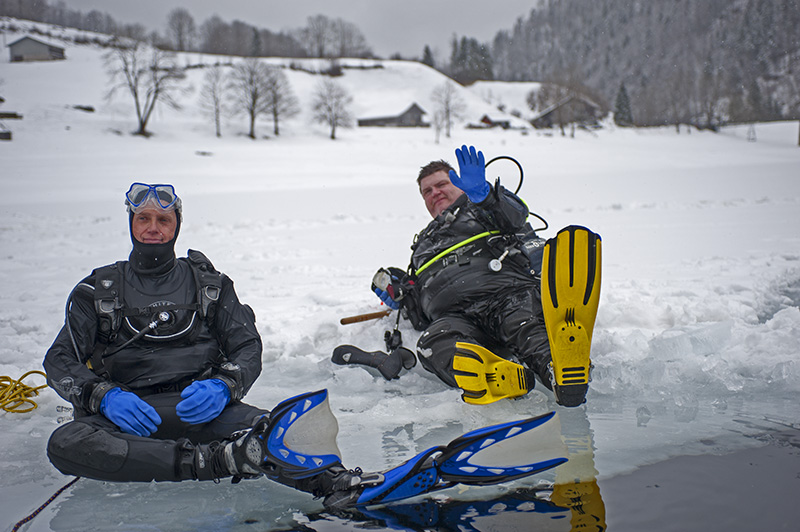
[43,182,568,508]
[333,145,602,407]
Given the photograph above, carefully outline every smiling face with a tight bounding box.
[131,207,178,244]
[419,170,464,218]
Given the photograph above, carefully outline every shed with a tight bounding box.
[531,94,603,129]
[8,36,66,62]
[358,103,428,127]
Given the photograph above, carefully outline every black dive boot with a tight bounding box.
[186,416,272,481]
[292,465,384,507]
[219,416,273,479]
[332,344,415,380]
[532,355,588,408]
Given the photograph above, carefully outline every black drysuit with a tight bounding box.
[43,256,267,482]
[407,187,552,388]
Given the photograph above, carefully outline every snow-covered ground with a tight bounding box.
[2,21,800,531]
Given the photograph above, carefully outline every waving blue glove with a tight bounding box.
[100,387,162,437]
[176,379,231,425]
[449,145,490,203]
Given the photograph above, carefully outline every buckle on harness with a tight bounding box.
[203,285,220,302]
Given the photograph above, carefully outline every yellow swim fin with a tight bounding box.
[452,342,532,405]
[541,226,602,407]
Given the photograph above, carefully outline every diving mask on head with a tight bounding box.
[125,183,182,218]
[125,183,182,273]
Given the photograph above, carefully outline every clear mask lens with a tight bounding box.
[126,183,179,211]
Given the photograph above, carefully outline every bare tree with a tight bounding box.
[105,42,185,137]
[166,8,196,52]
[199,64,227,137]
[228,58,271,139]
[432,110,446,144]
[117,23,149,42]
[297,15,372,58]
[302,15,332,58]
[311,78,353,140]
[696,63,724,130]
[263,67,300,136]
[663,67,693,132]
[84,10,116,34]
[330,18,372,58]
[430,81,466,138]
[535,82,572,136]
[199,15,232,55]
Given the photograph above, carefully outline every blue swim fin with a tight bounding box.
[262,389,344,480]
[325,410,568,508]
[246,390,567,509]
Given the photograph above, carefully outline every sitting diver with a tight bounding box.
[335,145,602,407]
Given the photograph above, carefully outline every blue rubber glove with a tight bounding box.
[176,379,231,425]
[374,287,400,310]
[449,145,490,203]
[100,387,162,437]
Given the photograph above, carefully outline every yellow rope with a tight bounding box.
[1,370,48,413]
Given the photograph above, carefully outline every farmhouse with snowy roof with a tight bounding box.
[358,103,428,127]
[8,36,66,62]
[531,94,603,129]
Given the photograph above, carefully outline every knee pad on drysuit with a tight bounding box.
[416,320,488,389]
[47,421,129,477]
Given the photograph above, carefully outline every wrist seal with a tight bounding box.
[89,381,117,414]
[215,362,244,401]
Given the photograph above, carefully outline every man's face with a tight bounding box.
[419,170,464,218]
[131,207,177,244]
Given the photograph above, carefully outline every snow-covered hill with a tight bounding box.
[0,17,530,139]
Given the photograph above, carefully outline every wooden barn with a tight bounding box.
[358,103,428,127]
[531,94,603,129]
[8,36,66,62]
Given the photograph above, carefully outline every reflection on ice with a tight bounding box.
[284,405,606,532]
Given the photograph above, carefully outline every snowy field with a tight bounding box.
[2,24,800,531]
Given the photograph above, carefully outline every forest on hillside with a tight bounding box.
[2,0,798,129]
[488,0,800,127]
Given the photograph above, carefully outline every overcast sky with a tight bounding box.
[58,0,537,58]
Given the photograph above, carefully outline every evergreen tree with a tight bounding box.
[250,28,262,57]
[449,36,494,85]
[614,83,634,126]
[422,45,435,68]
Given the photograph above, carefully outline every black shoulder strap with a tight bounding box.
[93,261,125,344]
[185,249,222,321]
[90,261,126,376]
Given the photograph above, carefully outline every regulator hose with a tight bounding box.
[485,155,549,232]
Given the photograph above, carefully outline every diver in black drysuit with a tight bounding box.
[409,186,554,391]
[366,148,554,398]
[44,260,267,482]
[410,189,553,390]
[43,192,268,482]
[43,184,358,497]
